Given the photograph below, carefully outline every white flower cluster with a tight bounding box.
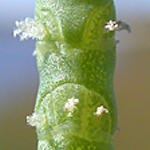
[94,106,109,117]
[104,20,131,32]
[14,18,47,40]
[104,20,119,31]
[64,97,79,117]
[26,113,46,127]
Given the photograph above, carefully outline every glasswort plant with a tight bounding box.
[14,0,130,149]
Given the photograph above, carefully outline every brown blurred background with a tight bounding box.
[0,0,150,149]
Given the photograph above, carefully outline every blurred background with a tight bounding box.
[0,0,150,149]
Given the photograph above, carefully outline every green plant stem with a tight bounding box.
[15,0,118,149]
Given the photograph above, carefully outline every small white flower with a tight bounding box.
[104,20,131,32]
[14,18,47,40]
[64,97,79,117]
[26,113,46,127]
[73,98,79,104]
[104,20,119,31]
[94,106,109,117]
